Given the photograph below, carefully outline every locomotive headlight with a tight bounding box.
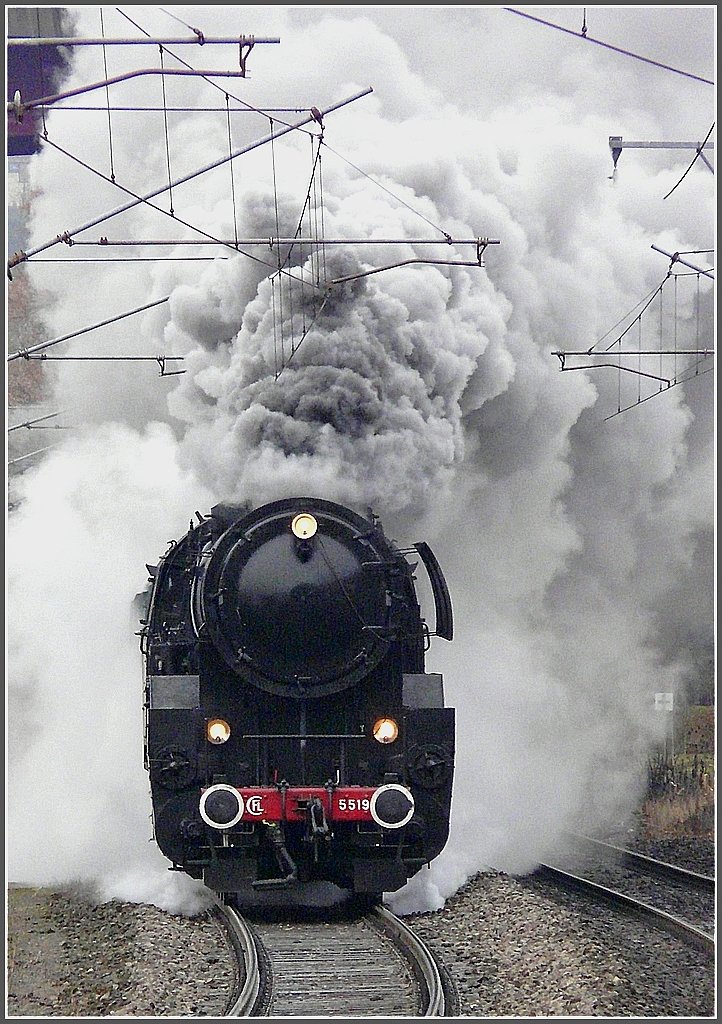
[372,717,399,744]
[291,512,317,539]
[206,718,231,744]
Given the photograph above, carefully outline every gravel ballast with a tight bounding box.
[7,887,234,1018]
[7,834,715,1019]
[408,869,715,1017]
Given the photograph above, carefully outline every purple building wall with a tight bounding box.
[7,7,72,155]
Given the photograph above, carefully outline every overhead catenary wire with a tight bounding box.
[6,8,286,180]
[270,117,286,372]
[100,8,116,182]
[602,364,714,422]
[157,6,206,38]
[9,15,495,386]
[320,140,453,241]
[13,14,487,294]
[268,129,331,375]
[553,260,714,420]
[580,258,714,359]
[669,276,675,381]
[226,94,240,248]
[17,66,413,297]
[19,133,311,287]
[114,7,291,127]
[274,294,332,380]
[663,123,716,200]
[158,46,175,213]
[7,87,374,274]
[587,281,664,353]
[317,142,328,288]
[502,8,714,85]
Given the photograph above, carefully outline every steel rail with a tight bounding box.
[565,832,715,892]
[372,904,446,1016]
[214,902,447,1016]
[535,863,715,956]
[213,901,263,1017]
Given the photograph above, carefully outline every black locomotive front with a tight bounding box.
[141,496,455,904]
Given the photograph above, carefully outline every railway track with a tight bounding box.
[215,900,452,1016]
[537,832,715,954]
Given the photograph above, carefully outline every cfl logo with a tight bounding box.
[245,795,264,816]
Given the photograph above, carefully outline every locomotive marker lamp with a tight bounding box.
[199,784,244,829]
[206,718,231,744]
[370,783,415,829]
[291,512,317,539]
[372,717,399,744]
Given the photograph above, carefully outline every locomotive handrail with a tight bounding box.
[413,542,453,641]
[240,732,365,739]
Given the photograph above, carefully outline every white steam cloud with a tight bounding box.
[7,7,714,915]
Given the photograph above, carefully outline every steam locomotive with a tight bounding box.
[140,496,455,907]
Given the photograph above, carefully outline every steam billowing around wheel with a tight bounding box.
[140,496,455,907]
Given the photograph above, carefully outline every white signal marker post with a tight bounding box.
[654,692,675,760]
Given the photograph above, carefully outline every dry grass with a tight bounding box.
[641,785,715,838]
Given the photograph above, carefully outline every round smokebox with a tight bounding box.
[199,784,244,829]
[370,783,415,829]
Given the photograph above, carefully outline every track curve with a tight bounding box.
[215,901,450,1016]
[213,901,263,1016]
